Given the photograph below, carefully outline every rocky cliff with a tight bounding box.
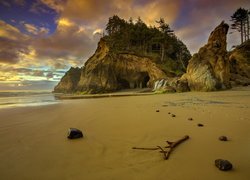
[54,39,167,93]
[182,21,231,91]
[77,39,167,93]
[229,40,250,86]
[54,67,81,93]
[54,21,249,94]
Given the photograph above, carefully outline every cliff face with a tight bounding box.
[54,39,167,93]
[182,21,231,91]
[77,39,167,93]
[54,67,81,93]
[229,40,250,86]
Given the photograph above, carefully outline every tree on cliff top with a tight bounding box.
[104,15,191,74]
[231,8,249,44]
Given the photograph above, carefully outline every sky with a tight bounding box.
[0,0,249,90]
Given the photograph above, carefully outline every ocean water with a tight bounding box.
[0,90,58,109]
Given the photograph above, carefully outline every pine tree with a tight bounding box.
[231,8,249,44]
[155,18,174,62]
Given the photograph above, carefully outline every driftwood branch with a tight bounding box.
[162,135,189,160]
[132,147,159,150]
[157,146,168,159]
[132,135,189,160]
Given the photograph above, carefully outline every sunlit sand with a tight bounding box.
[0,87,249,180]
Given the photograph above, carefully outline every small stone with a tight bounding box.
[171,114,176,117]
[156,110,160,112]
[188,118,193,121]
[219,136,228,141]
[215,159,233,171]
[168,112,171,114]
[197,123,204,127]
[67,128,83,139]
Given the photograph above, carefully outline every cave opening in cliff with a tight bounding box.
[142,75,150,88]
[117,78,130,89]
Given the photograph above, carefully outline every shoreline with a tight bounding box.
[54,86,250,100]
[54,91,154,99]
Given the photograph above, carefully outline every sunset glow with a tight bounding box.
[0,0,249,90]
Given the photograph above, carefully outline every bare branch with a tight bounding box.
[132,147,159,150]
[132,135,190,160]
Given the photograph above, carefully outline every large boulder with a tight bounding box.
[229,40,250,86]
[76,39,167,93]
[182,21,231,91]
[54,67,81,93]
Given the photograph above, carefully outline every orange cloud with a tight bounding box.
[60,0,180,27]
[33,17,98,68]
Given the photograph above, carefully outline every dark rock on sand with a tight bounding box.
[188,118,193,121]
[215,159,233,171]
[156,110,160,112]
[67,128,83,139]
[171,114,176,117]
[197,123,204,127]
[219,136,228,141]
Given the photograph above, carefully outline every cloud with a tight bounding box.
[60,0,180,27]
[0,0,11,7]
[14,0,25,6]
[0,64,65,84]
[32,70,45,76]
[0,20,31,63]
[24,23,50,35]
[24,23,39,34]
[40,0,66,12]
[0,80,58,90]
[33,17,98,66]
[46,71,54,79]
[0,0,26,7]
[30,0,53,14]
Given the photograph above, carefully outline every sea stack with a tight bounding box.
[182,21,231,91]
[76,39,167,93]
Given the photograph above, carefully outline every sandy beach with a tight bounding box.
[0,87,250,180]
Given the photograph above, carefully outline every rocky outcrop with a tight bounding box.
[54,39,167,93]
[182,21,231,91]
[229,40,250,86]
[55,21,249,94]
[76,39,167,93]
[54,67,81,93]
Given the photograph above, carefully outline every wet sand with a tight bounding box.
[0,87,249,180]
